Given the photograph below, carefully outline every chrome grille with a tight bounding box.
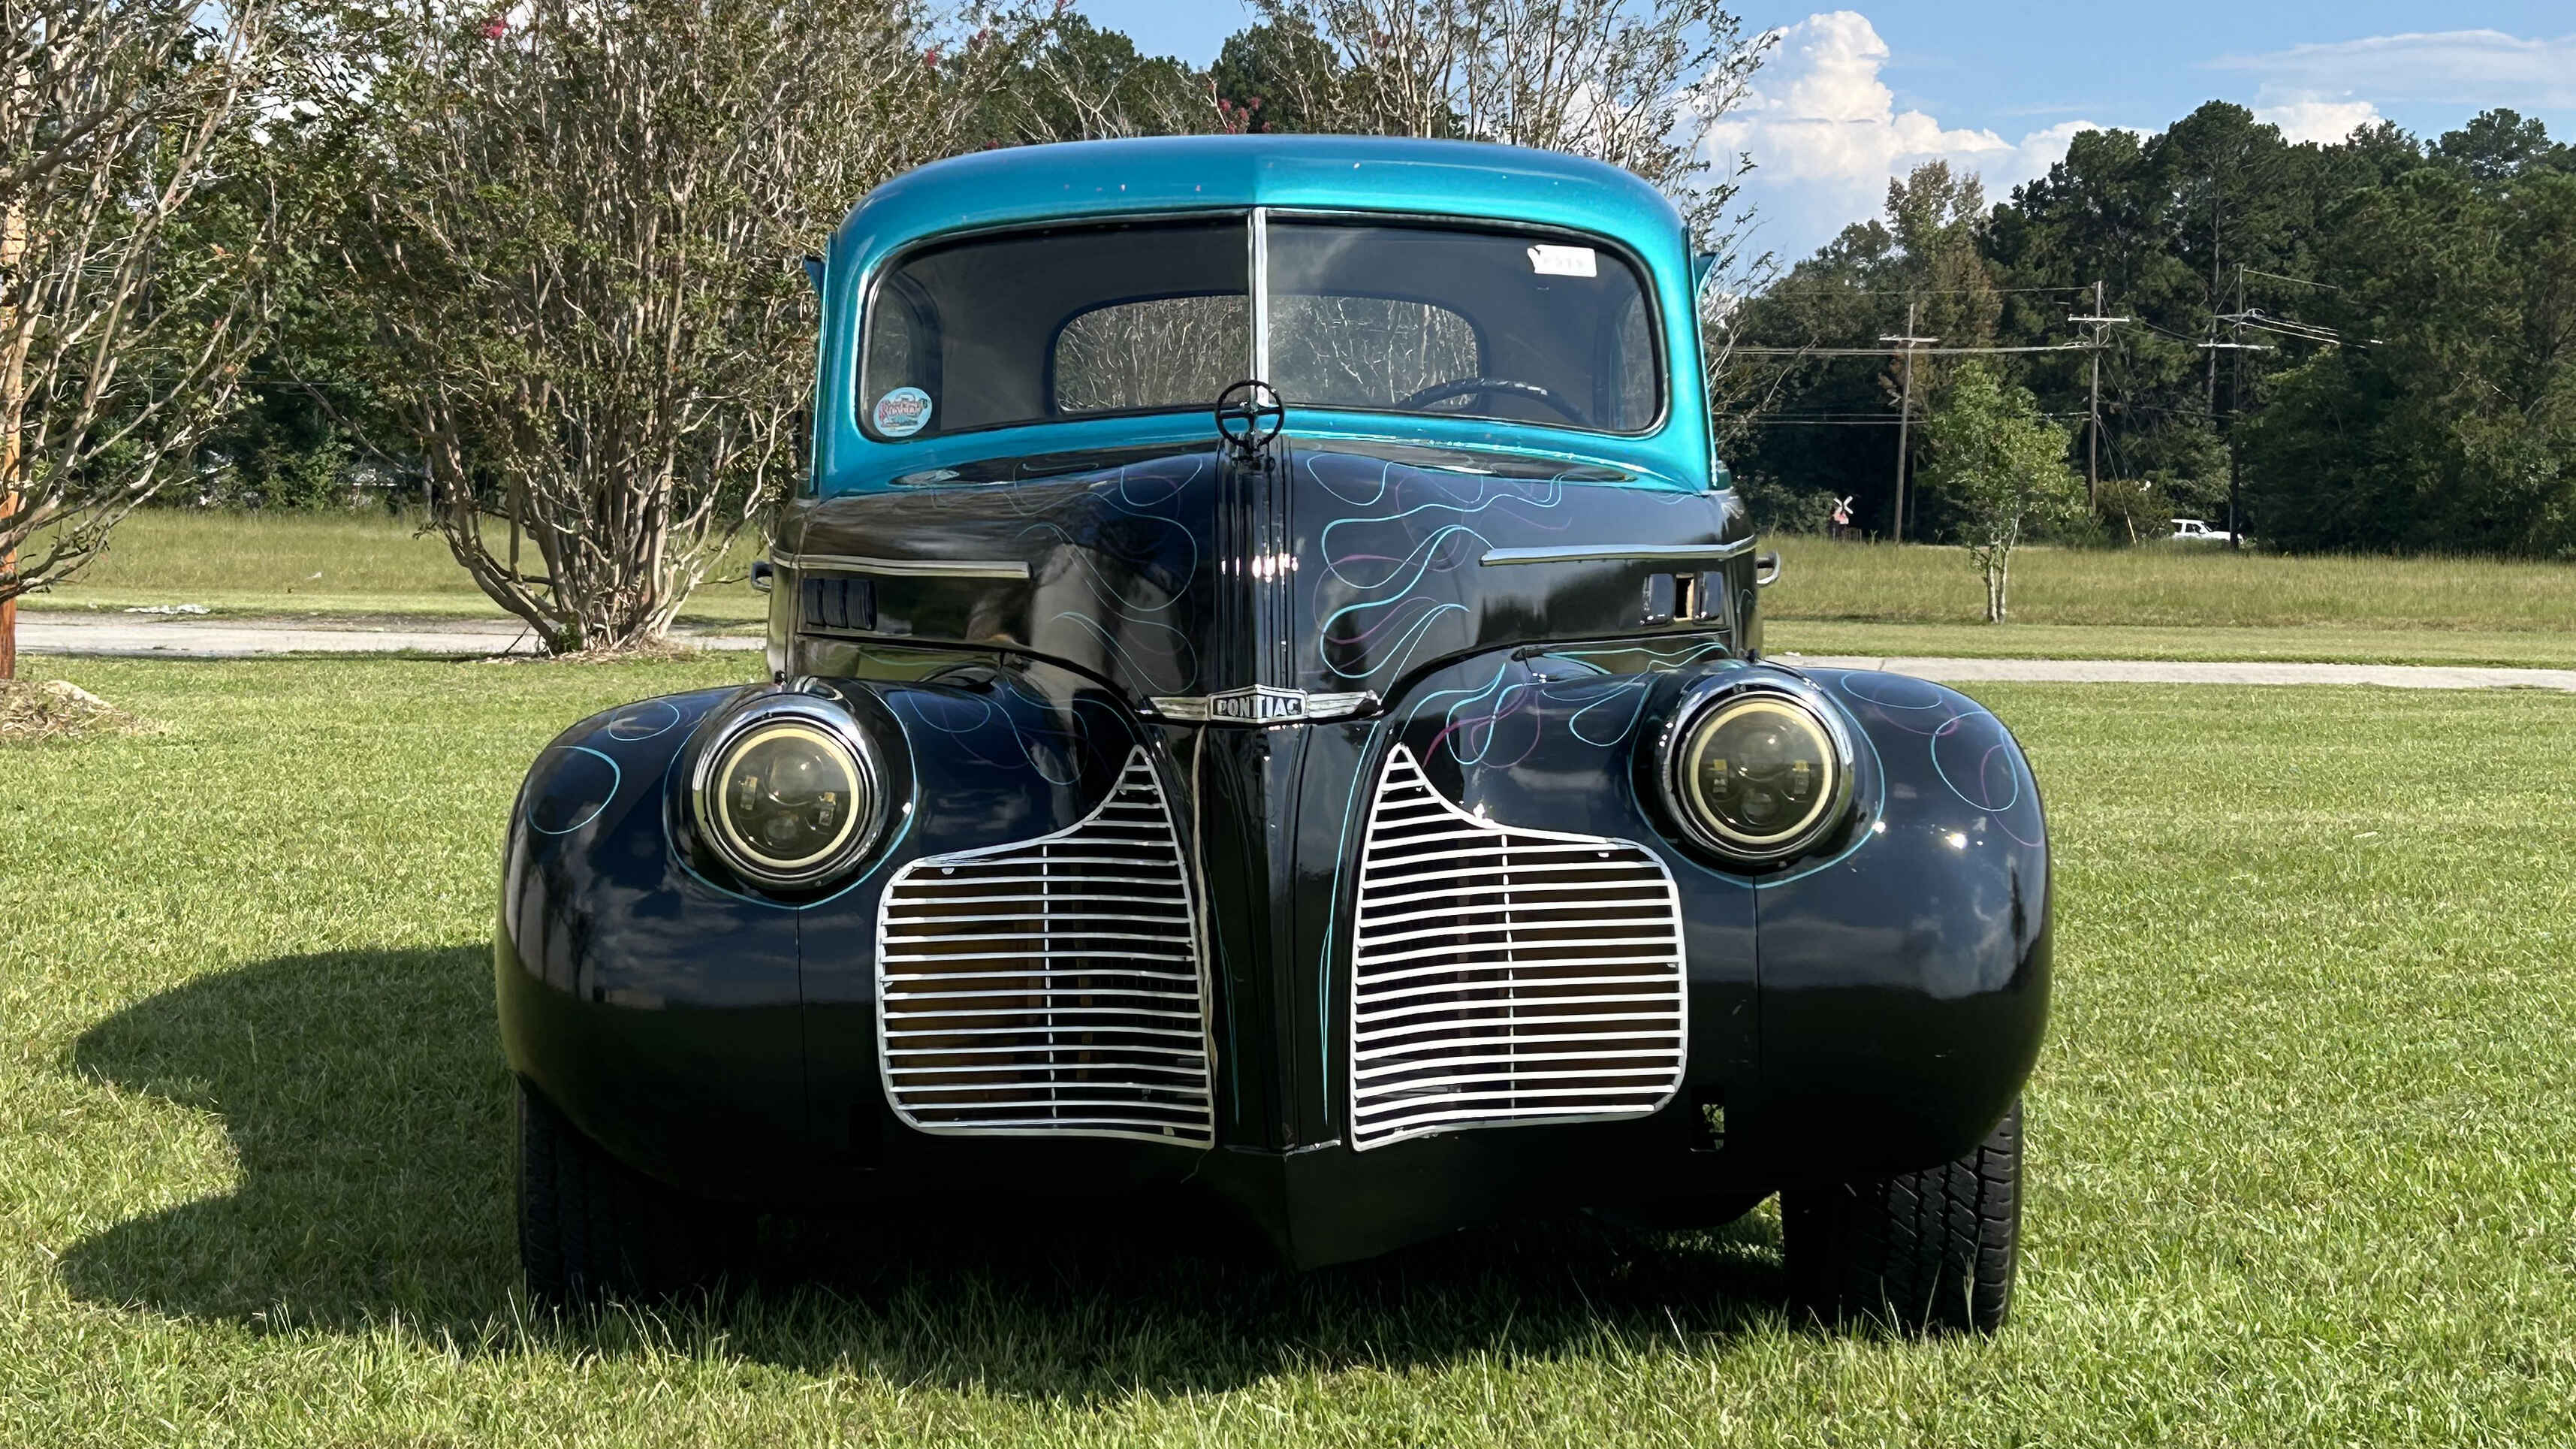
[1348,746,1687,1150]
[876,748,1213,1146]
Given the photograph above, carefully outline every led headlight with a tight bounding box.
[691,699,883,889]
[1664,686,1854,864]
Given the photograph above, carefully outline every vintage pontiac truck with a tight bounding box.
[499,135,2050,1332]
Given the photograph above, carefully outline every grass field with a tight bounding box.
[1765,621,2576,669]
[1764,537,2576,632]
[19,511,766,625]
[5,659,2574,1444]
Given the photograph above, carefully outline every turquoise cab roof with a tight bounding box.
[816,136,1716,494]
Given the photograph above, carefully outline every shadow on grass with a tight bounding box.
[62,946,1793,1397]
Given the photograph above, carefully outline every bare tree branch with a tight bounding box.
[0,0,276,617]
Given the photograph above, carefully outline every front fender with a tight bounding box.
[1741,667,2052,1179]
[497,685,809,1196]
[497,664,1154,1199]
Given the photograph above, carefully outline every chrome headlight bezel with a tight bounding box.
[688,693,886,890]
[1655,674,1857,866]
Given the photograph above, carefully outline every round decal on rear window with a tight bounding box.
[872,386,933,437]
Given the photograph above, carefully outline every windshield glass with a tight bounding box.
[862,219,1250,440]
[1266,221,1659,432]
[858,216,1659,440]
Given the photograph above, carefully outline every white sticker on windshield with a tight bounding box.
[1527,244,1597,277]
[872,386,933,437]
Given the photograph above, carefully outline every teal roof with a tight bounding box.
[832,136,1685,261]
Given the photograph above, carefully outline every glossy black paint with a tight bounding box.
[500,425,2048,1269]
[773,440,1754,699]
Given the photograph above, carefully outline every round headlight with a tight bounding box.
[692,702,882,888]
[1667,688,1853,863]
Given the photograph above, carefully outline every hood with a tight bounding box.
[774,437,1751,709]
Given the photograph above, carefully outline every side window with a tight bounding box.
[1051,296,1250,414]
[861,275,939,435]
[1609,290,1657,430]
[1268,297,1480,409]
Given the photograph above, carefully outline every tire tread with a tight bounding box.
[1783,1099,2022,1333]
[516,1079,715,1305]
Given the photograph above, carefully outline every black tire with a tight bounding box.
[1782,1099,2022,1333]
[517,1079,719,1306]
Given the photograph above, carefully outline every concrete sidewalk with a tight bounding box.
[17,614,763,659]
[18,614,2576,690]
[1786,654,2576,693]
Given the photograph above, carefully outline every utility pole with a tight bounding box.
[2200,265,2273,553]
[2067,279,2131,510]
[2229,266,2243,551]
[1879,302,1938,544]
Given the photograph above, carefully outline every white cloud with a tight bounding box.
[2212,29,2576,110]
[1709,12,2110,263]
[2253,98,2385,146]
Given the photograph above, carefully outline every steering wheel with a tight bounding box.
[1395,376,1587,424]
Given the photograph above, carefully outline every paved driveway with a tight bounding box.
[19,615,2576,690]
[17,616,762,659]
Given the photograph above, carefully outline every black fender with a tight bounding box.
[1733,666,2051,1179]
[496,663,1159,1200]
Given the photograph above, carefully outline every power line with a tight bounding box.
[1756,284,2094,297]
[1730,343,2112,355]
[2239,267,2342,293]
[1746,412,2092,424]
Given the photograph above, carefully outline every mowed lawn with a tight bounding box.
[5,660,2576,1444]
[18,510,768,625]
[1762,539,2576,669]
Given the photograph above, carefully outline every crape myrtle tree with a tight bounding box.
[1238,1,1773,472]
[982,12,1212,143]
[314,1,1051,654]
[0,0,275,677]
[1918,364,2083,623]
[1241,0,1768,243]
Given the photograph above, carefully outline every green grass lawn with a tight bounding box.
[1758,539,2576,668]
[1766,537,2576,632]
[5,660,2574,1444]
[1765,621,2576,669]
[20,510,767,626]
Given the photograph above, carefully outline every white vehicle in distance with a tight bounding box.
[2168,518,2237,544]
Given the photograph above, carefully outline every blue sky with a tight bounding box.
[1074,2,2576,261]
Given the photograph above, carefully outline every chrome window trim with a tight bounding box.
[1479,539,1754,567]
[1249,205,1271,382]
[852,207,1674,446]
[774,550,1031,581]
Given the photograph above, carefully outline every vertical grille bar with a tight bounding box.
[876,747,1214,1146]
[1347,746,1687,1150]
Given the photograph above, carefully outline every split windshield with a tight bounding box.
[858,215,1661,442]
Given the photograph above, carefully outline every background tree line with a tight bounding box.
[4,0,1763,655]
[13,3,2573,660]
[1723,102,2576,561]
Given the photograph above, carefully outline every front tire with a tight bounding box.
[1782,1099,2022,1333]
[517,1079,720,1306]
